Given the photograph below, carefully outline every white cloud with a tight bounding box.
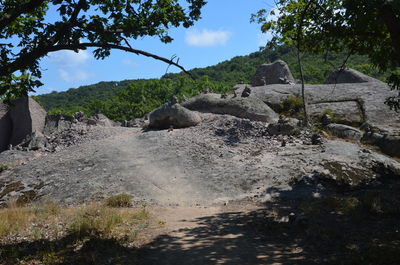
[58,69,92,82]
[185,29,232,47]
[257,33,272,46]
[48,50,90,67]
[122,59,138,68]
[257,7,280,47]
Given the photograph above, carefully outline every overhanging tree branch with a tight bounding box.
[0,0,46,30]
[0,42,192,78]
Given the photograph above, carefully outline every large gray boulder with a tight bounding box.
[326,68,382,84]
[251,60,295,86]
[8,97,47,146]
[182,94,279,122]
[0,101,12,152]
[149,103,201,129]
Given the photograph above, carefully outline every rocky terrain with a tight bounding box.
[0,62,399,207]
[1,61,400,265]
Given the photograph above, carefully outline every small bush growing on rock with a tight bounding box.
[277,95,303,118]
[321,109,341,123]
[0,164,10,173]
[105,194,133,208]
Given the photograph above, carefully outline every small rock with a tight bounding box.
[241,86,251,98]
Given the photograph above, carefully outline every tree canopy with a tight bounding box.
[0,0,206,99]
[252,0,400,111]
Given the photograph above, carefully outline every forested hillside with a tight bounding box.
[35,46,387,121]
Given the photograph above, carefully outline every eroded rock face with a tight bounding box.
[182,94,279,122]
[326,68,383,84]
[149,103,201,129]
[9,97,47,146]
[0,102,12,152]
[251,60,295,86]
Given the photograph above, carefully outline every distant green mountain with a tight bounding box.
[35,46,387,121]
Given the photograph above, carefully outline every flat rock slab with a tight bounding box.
[235,82,400,134]
[1,114,399,206]
[308,101,363,125]
[326,123,363,141]
[182,94,279,122]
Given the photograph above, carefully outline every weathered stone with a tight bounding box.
[241,86,251,98]
[94,113,112,127]
[124,119,146,128]
[362,133,400,157]
[149,103,201,129]
[44,114,75,135]
[74,111,86,121]
[8,97,47,146]
[251,60,295,86]
[182,94,278,122]
[0,102,12,152]
[326,68,383,84]
[311,133,323,145]
[326,123,362,141]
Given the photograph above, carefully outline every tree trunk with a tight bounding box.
[296,48,309,127]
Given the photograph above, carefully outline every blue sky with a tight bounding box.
[36,0,275,95]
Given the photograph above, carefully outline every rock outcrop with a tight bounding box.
[182,94,279,122]
[149,103,201,129]
[8,97,47,146]
[326,68,383,84]
[0,97,47,152]
[0,102,12,152]
[251,60,295,86]
[235,82,399,135]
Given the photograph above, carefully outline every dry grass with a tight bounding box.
[0,200,34,237]
[0,196,153,264]
[104,193,133,208]
[0,196,151,243]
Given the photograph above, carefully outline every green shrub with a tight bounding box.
[105,194,133,208]
[277,95,303,118]
[0,164,10,173]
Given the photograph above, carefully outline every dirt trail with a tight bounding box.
[139,204,306,265]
